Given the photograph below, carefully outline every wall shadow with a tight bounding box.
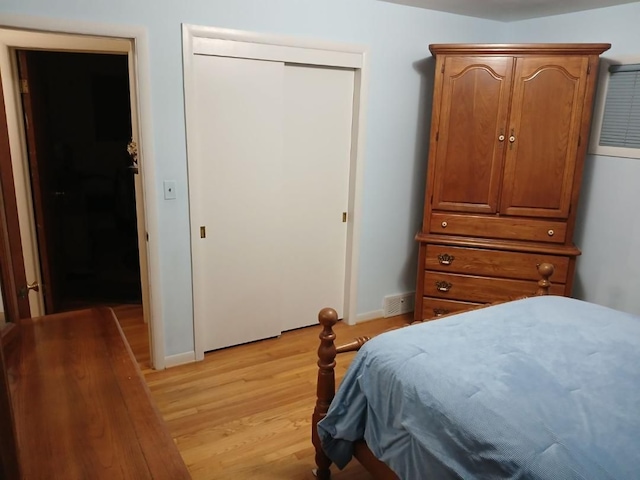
[571,152,596,300]
[399,55,436,293]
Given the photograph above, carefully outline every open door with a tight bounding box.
[0,68,23,480]
[16,51,56,314]
[0,69,30,321]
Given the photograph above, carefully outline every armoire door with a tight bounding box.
[189,54,353,351]
[500,56,589,218]
[430,56,513,214]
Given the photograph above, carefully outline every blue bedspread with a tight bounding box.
[318,296,640,479]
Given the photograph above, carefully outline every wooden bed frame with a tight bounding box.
[311,263,555,479]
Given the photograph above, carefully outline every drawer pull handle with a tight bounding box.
[435,281,452,293]
[548,229,554,236]
[441,221,448,228]
[437,253,455,266]
[433,308,449,317]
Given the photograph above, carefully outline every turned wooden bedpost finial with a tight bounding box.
[536,262,554,296]
[312,307,338,480]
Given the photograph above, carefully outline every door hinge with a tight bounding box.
[342,212,347,223]
[441,63,445,73]
[587,63,591,75]
[578,135,581,147]
[200,226,206,238]
[435,131,439,141]
[19,79,29,94]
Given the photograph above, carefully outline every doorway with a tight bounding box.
[0,25,160,368]
[17,50,141,312]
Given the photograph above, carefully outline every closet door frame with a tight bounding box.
[182,24,369,360]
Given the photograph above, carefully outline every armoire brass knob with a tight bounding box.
[435,281,452,292]
[437,253,454,265]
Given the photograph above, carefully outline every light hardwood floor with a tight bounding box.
[113,305,409,479]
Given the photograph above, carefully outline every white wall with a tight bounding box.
[0,0,505,356]
[505,2,640,315]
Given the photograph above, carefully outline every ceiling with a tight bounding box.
[381,0,640,21]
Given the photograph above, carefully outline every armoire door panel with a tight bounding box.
[432,56,513,213]
[500,56,588,218]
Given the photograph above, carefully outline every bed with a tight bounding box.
[311,264,640,479]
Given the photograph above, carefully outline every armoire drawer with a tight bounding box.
[424,244,570,283]
[430,213,567,244]
[422,297,481,320]
[423,271,565,304]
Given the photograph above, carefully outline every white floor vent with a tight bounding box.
[383,292,415,318]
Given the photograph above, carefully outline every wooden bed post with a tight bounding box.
[312,308,338,479]
[535,263,554,296]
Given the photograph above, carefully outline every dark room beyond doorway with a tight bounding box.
[18,50,141,313]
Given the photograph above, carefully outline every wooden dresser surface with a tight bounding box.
[5,307,190,479]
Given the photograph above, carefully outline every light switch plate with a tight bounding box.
[163,180,177,200]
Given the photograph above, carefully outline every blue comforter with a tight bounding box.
[318,296,640,479]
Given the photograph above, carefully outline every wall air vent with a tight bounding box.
[383,292,415,318]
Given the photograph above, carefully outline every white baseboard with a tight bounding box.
[356,309,384,323]
[164,351,196,368]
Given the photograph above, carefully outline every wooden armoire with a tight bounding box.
[415,43,611,321]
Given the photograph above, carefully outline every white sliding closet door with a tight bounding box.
[191,55,285,352]
[189,52,354,352]
[280,65,354,331]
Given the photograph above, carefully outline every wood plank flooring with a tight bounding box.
[112,304,152,373]
[114,306,409,479]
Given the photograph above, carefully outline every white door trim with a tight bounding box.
[183,24,369,360]
[0,15,165,369]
